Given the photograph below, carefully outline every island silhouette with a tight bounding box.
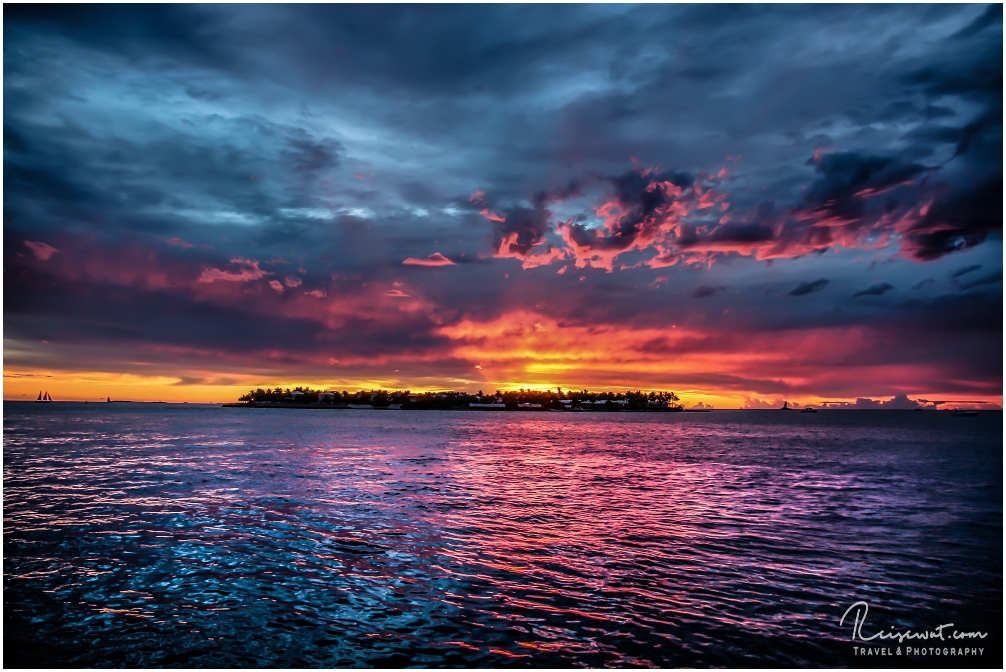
[229,387,684,412]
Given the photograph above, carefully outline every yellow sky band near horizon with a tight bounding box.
[3,369,1001,409]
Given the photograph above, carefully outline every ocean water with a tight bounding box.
[4,403,1001,668]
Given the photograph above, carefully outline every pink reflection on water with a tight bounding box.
[3,405,1001,667]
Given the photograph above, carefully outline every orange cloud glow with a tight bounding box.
[480,208,506,223]
[199,257,270,283]
[402,252,455,267]
[437,311,1002,407]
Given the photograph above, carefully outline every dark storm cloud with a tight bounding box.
[789,279,829,297]
[4,107,346,242]
[951,3,1002,39]
[492,206,552,257]
[3,4,225,61]
[904,54,1002,103]
[951,264,982,279]
[956,270,1003,291]
[874,101,955,123]
[948,107,1003,160]
[798,152,926,222]
[284,132,342,173]
[903,177,1002,261]
[853,282,895,298]
[557,168,695,254]
[692,286,727,299]
[677,222,776,249]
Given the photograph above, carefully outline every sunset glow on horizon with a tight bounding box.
[4,5,1001,410]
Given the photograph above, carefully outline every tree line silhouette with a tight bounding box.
[237,387,682,411]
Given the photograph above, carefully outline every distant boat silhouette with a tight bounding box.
[781,401,792,410]
[800,406,817,413]
[37,391,52,402]
[951,409,979,417]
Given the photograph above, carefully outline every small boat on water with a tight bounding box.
[36,391,52,402]
[800,407,817,413]
[951,409,979,417]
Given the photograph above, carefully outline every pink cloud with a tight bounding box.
[198,257,270,283]
[269,280,284,293]
[165,237,194,249]
[518,243,571,269]
[494,232,522,259]
[529,167,728,271]
[479,208,506,223]
[304,289,327,298]
[385,289,411,297]
[742,396,784,409]
[25,241,58,261]
[402,252,455,267]
[284,276,303,287]
[853,179,918,200]
[474,155,958,272]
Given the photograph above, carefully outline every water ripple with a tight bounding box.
[4,404,1001,667]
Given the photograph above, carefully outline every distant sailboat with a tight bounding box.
[781,401,792,410]
[45,391,52,401]
[36,391,43,402]
[37,391,52,402]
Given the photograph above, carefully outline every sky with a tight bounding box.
[4,4,1002,408]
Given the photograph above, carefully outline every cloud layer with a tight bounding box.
[3,5,1001,404]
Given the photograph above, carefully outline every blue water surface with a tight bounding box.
[4,403,1002,667]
